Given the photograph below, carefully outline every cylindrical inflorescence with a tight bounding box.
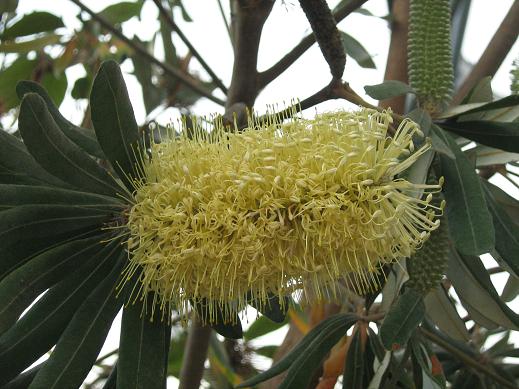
[124,108,443,323]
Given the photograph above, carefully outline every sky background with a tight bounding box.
[5,0,519,387]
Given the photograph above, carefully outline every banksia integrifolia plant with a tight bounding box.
[125,108,444,323]
[407,203,449,295]
[299,0,346,79]
[408,0,454,115]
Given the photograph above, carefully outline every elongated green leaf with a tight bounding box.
[237,313,357,388]
[0,0,18,13]
[19,93,122,197]
[410,337,445,388]
[99,1,143,25]
[1,11,64,39]
[2,363,42,389]
[0,130,68,187]
[439,120,519,153]
[364,80,414,100]
[0,236,102,333]
[91,60,144,191]
[502,275,519,302]
[424,286,469,342]
[340,31,376,69]
[380,289,425,350]
[436,129,495,255]
[447,249,519,329]
[279,314,358,389]
[439,95,519,120]
[430,125,455,159]
[482,182,519,277]
[0,205,111,280]
[0,184,123,211]
[16,81,104,158]
[0,33,60,53]
[28,253,126,389]
[0,240,121,385]
[244,314,288,341]
[343,329,365,389]
[118,296,170,389]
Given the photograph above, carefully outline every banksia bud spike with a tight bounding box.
[511,58,519,95]
[408,0,454,115]
[407,198,449,295]
[123,108,443,324]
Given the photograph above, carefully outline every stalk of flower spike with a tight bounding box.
[123,108,443,323]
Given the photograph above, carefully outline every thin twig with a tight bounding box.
[152,0,227,94]
[216,0,232,43]
[257,0,369,89]
[68,0,225,106]
[420,327,518,389]
[452,1,519,105]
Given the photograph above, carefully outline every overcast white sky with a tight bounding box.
[5,1,519,387]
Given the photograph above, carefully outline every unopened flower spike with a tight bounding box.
[122,107,443,324]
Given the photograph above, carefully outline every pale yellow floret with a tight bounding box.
[123,108,443,323]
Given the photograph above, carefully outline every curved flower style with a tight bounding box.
[125,108,443,323]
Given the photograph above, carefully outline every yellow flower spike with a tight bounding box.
[123,108,443,324]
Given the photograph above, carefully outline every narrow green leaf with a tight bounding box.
[90,60,145,190]
[436,129,495,255]
[343,329,365,389]
[430,125,455,159]
[340,31,376,69]
[502,275,519,302]
[0,128,68,188]
[447,249,519,329]
[0,57,35,111]
[439,94,519,120]
[380,289,425,350]
[482,181,519,278]
[439,120,519,153]
[461,76,492,104]
[28,253,126,389]
[244,314,288,341]
[0,237,102,334]
[236,313,356,388]
[410,337,445,388]
[40,70,68,107]
[255,345,278,359]
[0,184,124,211]
[16,80,104,158]
[2,363,42,389]
[1,11,64,39]
[0,205,111,280]
[99,1,143,25]
[118,295,170,389]
[0,33,60,53]
[19,93,122,197]
[0,240,121,385]
[279,314,358,389]
[364,80,414,100]
[424,286,470,342]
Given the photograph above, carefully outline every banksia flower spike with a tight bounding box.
[408,0,454,115]
[125,107,444,323]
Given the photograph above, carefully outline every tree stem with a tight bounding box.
[178,317,212,389]
[379,0,409,114]
[452,1,519,105]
